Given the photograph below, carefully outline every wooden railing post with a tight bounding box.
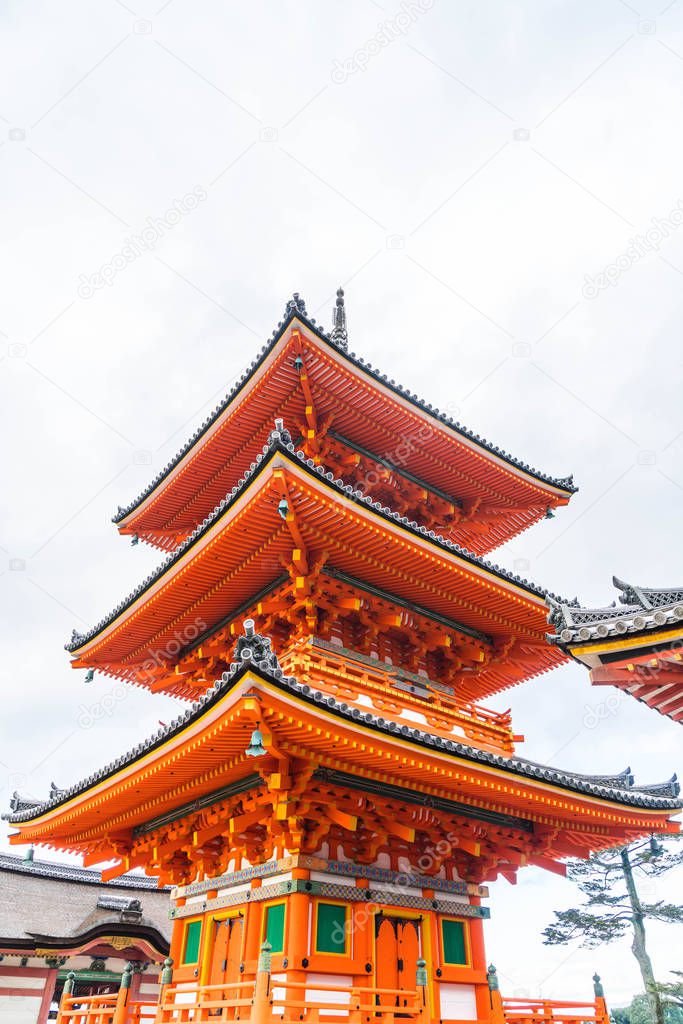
[251,942,272,1024]
[349,985,363,1024]
[114,962,134,1024]
[55,972,76,1023]
[487,964,506,1024]
[593,973,609,1024]
[154,958,174,1024]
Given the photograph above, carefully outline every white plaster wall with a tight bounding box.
[0,994,42,1024]
[306,974,352,1017]
[0,976,45,989]
[438,983,477,1021]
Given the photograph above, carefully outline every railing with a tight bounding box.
[260,978,428,1024]
[155,979,255,1022]
[501,999,608,1024]
[127,1003,160,1023]
[281,641,517,754]
[154,945,428,1024]
[56,992,118,1023]
[56,966,158,1024]
[488,966,610,1024]
[56,953,608,1024]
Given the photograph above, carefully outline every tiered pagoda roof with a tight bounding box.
[112,295,575,555]
[6,289,681,906]
[7,625,680,888]
[548,578,683,722]
[66,432,570,706]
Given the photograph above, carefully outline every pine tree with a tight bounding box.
[542,837,683,1024]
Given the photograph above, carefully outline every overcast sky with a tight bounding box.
[1,0,682,1008]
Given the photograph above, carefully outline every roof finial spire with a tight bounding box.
[330,286,348,350]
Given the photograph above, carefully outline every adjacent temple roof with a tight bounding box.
[0,852,164,889]
[0,853,171,955]
[547,578,683,724]
[112,292,575,554]
[10,625,680,825]
[547,577,683,645]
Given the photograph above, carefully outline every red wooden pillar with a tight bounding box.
[470,897,491,1023]
[37,967,58,1024]
[287,867,311,967]
[243,879,264,976]
[353,878,373,994]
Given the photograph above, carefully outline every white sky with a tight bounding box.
[0,0,682,1009]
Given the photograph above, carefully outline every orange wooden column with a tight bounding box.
[243,879,265,978]
[470,897,490,1022]
[287,868,311,968]
[353,878,373,993]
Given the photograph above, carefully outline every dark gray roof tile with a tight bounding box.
[9,626,681,827]
[113,302,576,526]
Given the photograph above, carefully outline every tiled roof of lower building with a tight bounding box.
[0,852,166,889]
[0,853,171,949]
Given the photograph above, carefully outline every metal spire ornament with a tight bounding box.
[330,286,348,349]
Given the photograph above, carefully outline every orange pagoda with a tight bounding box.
[6,292,680,1024]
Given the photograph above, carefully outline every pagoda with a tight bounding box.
[6,291,680,1024]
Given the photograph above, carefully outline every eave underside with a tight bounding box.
[589,650,683,722]
[71,454,565,703]
[8,675,678,888]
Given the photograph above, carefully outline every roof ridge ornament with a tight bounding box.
[631,774,680,799]
[330,286,348,350]
[8,791,42,814]
[286,293,308,318]
[268,417,293,446]
[232,618,283,676]
[613,576,651,608]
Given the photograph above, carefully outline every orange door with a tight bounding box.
[208,915,244,1017]
[375,915,422,1012]
[397,918,420,994]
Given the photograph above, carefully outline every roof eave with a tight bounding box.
[68,441,571,658]
[112,307,576,531]
[8,661,680,834]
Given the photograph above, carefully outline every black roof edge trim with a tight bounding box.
[69,439,571,654]
[9,657,680,827]
[113,306,576,525]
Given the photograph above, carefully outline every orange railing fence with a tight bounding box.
[155,978,255,1022]
[154,944,428,1024]
[488,965,610,1024]
[55,950,608,1024]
